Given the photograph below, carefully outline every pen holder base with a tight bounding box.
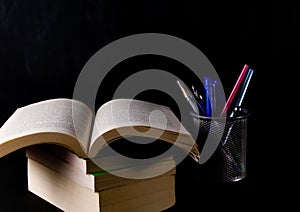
[191,107,250,182]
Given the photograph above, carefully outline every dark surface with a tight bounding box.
[0,0,296,211]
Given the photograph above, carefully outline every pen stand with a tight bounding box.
[191,107,250,182]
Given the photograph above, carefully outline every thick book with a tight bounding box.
[39,144,104,174]
[0,98,200,163]
[27,158,176,212]
[26,145,176,191]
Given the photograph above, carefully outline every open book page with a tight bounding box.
[0,98,93,158]
[89,99,199,161]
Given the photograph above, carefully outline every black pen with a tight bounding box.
[192,85,206,115]
[177,80,200,114]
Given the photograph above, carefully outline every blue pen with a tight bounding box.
[212,80,217,114]
[204,77,211,117]
[235,69,254,107]
[229,69,254,117]
[212,79,226,115]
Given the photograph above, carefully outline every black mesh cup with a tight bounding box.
[191,107,250,182]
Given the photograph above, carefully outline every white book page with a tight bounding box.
[0,98,93,152]
[90,98,190,153]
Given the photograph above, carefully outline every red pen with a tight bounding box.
[220,64,249,116]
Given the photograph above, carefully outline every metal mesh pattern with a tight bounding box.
[194,109,249,182]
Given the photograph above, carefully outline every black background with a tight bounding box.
[0,0,296,211]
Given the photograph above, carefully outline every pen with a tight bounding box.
[192,84,206,115]
[197,99,206,116]
[235,69,254,107]
[192,85,200,100]
[204,77,212,117]
[224,68,254,145]
[220,64,249,116]
[177,80,200,114]
[212,80,217,114]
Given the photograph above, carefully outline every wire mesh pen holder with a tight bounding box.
[191,107,250,182]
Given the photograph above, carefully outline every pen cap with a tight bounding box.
[190,106,251,182]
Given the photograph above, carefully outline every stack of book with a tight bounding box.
[26,145,176,212]
[0,98,200,211]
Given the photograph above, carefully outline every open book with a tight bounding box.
[0,98,200,163]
